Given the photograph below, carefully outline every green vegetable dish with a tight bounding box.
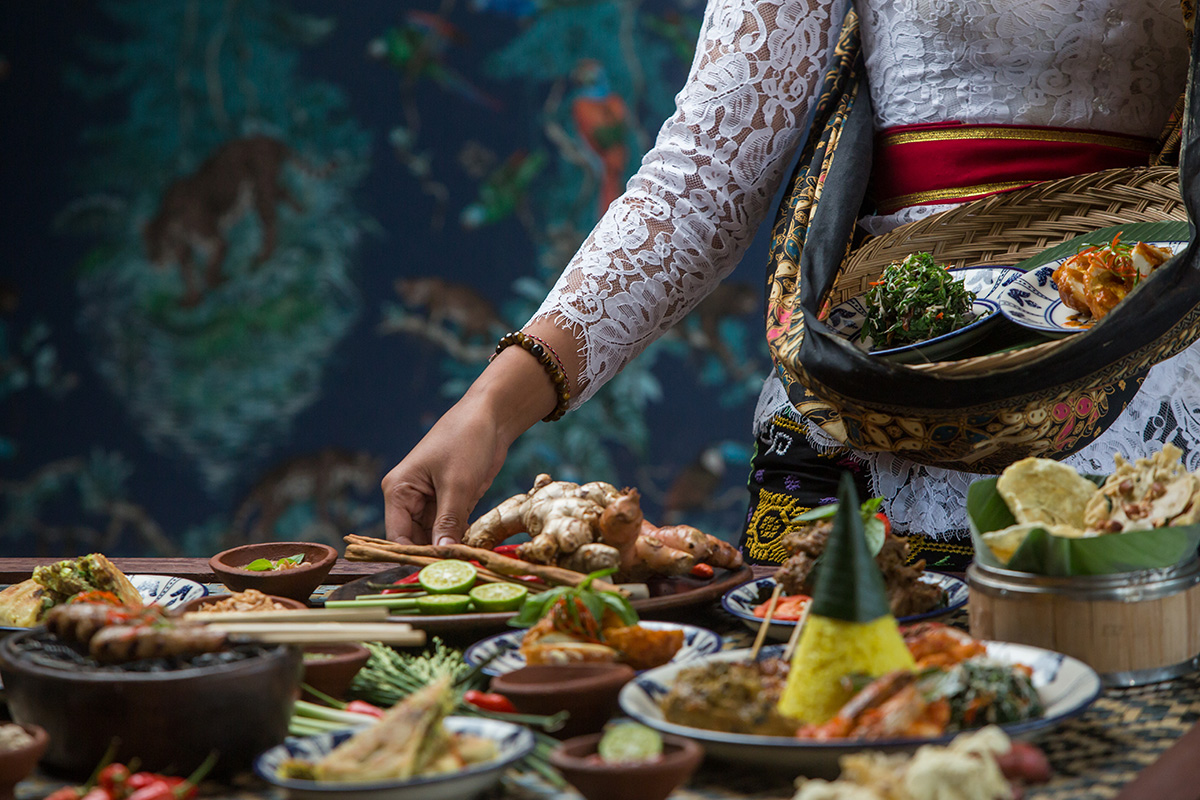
[860,252,977,349]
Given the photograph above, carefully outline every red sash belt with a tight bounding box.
[871,122,1156,215]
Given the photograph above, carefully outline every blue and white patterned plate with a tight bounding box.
[721,572,969,643]
[128,574,208,609]
[463,620,723,676]
[618,641,1100,776]
[999,241,1185,334]
[254,716,535,800]
[826,265,1023,363]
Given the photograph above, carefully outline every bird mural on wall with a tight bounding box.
[368,10,502,112]
[460,149,547,229]
[570,58,630,218]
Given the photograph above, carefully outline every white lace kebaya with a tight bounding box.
[529,0,1192,537]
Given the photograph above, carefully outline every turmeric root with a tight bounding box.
[625,535,696,581]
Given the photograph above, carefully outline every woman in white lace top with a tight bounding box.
[382,0,1190,557]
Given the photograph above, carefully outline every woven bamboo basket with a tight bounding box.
[831,166,1187,376]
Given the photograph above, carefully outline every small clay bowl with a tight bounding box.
[490,663,636,739]
[209,542,338,603]
[0,723,48,800]
[172,592,308,616]
[549,731,703,800]
[301,643,371,702]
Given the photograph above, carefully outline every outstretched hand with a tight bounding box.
[381,343,562,545]
[381,398,508,545]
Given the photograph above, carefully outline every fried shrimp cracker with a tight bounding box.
[997,458,1097,530]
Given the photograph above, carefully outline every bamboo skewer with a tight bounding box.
[750,583,784,660]
[205,621,425,647]
[783,604,810,662]
[182,607,389,623]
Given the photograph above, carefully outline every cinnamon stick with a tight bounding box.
[343,535,626,595]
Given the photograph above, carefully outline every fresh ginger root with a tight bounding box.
[463,473,743,580]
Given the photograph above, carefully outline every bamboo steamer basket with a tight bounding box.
[967,559,1200,687]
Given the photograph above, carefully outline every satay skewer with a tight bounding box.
[750,582,784,660]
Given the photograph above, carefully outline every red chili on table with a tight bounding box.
[463,689,518,714]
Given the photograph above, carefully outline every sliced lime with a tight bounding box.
[468,582,529,612]
[597,721,663,764]
[418,560,478,595]
[416,593,473,615]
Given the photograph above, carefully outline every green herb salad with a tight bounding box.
[859,252,978,349]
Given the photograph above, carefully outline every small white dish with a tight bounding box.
[463,621,723,676]
[721,572,968,643]
[128,574,209,609]
[826,265,1023,363]
[999,241,1185,334]
[618,641,1100,775]
[254,716,535,800]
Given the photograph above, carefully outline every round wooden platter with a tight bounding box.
[325,563,754,638]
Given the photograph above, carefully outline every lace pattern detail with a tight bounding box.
[529,0,841,403]
[859,0,1187,136]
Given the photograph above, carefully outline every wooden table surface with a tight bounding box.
[0,557,391,585]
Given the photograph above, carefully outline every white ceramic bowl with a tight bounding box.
[463,621,724,676]
[254,716,535,800]
[826,265,1022,363]
[721,572,969,643]
[128,574,209,609]
[618,642,1100,776]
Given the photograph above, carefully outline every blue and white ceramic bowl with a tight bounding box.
[999,241,1185,334]
[721,572,969,643]
[128,574,209,609]
[254,716,535,800]
[826,265,1023,363]
[618,642,1100,776]
[463,621,723,676]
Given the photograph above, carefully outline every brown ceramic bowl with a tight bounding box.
[549,730,703,800]
[208,542,338,602]
[0,629,301,780]
[0,723,48,800]
[172,592,308,616]
[490,663,636,739]
[301,643,371,702]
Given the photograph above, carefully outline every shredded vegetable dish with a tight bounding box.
[859,253,977,349]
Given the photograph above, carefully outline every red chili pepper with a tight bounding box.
[380,584,424,594]
[392,572,423,585]
[45,789,83,800]
[126,779,174,800]
[875,512,892,537]
[493,544,522,556]
[344,700,385,718]
[689,563,715,579]
[80,788,114,800]
[463,689,517,714]
[98,763,132,796]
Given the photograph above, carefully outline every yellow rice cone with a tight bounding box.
[777,613,916,724]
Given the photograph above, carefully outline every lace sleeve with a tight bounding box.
[528,0,843,404]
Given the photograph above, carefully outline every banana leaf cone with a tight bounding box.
[777,472,916,724]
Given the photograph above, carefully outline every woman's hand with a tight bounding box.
[381,394,510,545]
[382,339,571,544]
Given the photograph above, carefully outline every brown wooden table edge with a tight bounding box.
[0,557,394,585]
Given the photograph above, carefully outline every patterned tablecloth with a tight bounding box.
[11,594,1199,800]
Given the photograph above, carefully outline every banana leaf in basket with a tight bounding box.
[966,476,1200,576]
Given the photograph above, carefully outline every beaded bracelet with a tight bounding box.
[491,331,571,422]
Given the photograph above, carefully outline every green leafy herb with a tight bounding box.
[859,252,977,349]
[508,567,638,630]
[243,553,304,571]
